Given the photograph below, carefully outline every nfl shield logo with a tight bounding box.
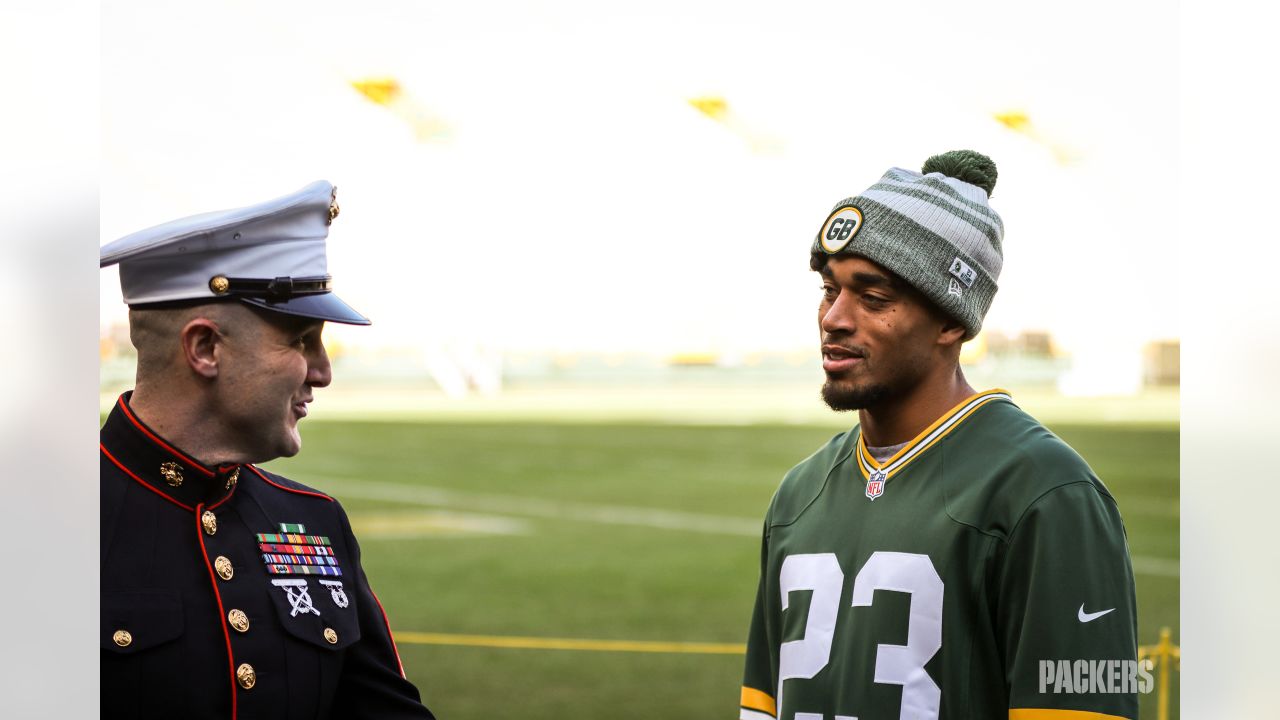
[866,470,887,501]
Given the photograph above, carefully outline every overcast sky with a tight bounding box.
[100,0,1178,359]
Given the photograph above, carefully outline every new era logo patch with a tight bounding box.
[949,257,977,287]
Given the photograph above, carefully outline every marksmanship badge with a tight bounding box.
[271,578,321,617]
[319,579,350,608]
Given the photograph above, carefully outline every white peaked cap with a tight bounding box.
[100,180,369,325]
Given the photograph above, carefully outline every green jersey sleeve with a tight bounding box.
[741,521,779,720]
[997,481,1140,720]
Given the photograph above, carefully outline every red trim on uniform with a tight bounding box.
[118,396,215,477]
[370,589,407,678]
[195,503,239,720]
[100,443,195,512]
[246,465,334,502]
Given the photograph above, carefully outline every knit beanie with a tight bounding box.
[809,150,1004,339]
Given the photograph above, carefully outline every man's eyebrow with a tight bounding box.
[273,316,324,336]
[851,271,895,289]
[818,265,834,279]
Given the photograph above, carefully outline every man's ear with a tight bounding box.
[180,318,222,378]
[937,317,967,349]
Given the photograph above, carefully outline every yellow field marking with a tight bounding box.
[394,630,746,655]
[350,510,527,538]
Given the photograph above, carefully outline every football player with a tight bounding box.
[740,151,1139,720]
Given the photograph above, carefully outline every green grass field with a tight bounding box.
[263,417,1179,720]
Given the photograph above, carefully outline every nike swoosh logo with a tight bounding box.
[1078,604,1116,623]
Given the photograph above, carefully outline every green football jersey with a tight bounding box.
[740,390,1139,720]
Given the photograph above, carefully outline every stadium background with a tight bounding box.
[100,1,1179,717]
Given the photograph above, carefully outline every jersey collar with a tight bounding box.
[100,392,242,511]
[854,389,1013,482]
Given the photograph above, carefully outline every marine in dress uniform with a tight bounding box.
[100,182,435,719]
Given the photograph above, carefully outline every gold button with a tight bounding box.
[323,627,338,644]
[209,275,230,294]
[228,609,250,633]
[201,511,217,535]
[225,467,240,490]
[236,663,256,690]
[112,630,132,647]
[159,462,183,487]
[215,556,234,581]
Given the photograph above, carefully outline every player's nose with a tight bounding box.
[820,292,857,335]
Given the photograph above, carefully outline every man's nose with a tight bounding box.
[308,341,333,388]
[820,292,856,335]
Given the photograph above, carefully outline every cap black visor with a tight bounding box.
[239,292,371,325]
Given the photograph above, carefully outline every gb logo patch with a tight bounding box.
[819,205,864,253]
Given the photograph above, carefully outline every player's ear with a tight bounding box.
[936,316,967,349]
[180,318,223,379]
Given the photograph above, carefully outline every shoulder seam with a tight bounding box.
[246,465,334,502]
[766,429,855,530]
[768,455,846,530]
[1003,479,1115,547]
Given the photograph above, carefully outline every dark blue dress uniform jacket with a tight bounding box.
[101,394,435,719]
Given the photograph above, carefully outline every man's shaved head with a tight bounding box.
[129,302,256,381]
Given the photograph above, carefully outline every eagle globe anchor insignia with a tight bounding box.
[866,470,887,501]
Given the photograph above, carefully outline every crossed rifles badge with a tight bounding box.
[258,523,349,614]
[272,579,321,617]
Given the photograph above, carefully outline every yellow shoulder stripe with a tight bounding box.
[1009,709,1132,720]
[740,686,777,716]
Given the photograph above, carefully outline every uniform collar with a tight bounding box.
[853,388,1013,481]
[100,392,242,511]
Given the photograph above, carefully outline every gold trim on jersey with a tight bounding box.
[740,686,777,717]
[855,389,1012,482]
[1008,709,1131,720]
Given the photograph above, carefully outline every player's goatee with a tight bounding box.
[821,378,890,411]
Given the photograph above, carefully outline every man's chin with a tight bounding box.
[267,429,303,461]
[821,379,888,412]
[280,434,303,458]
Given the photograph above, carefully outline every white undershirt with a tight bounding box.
[866,440,909,464]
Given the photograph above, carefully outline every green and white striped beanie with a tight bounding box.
[809,149,1004,339]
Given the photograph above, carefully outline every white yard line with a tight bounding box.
[317,476,762,536]
[315,476,1179,576]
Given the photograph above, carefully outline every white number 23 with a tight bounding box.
[778,551,943,720]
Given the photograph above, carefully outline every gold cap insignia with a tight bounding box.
[327,186,340,225]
